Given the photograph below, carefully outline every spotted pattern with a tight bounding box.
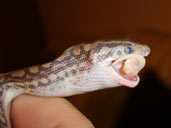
[28,66,39,73]
[0,40,150,128]
[11,70,25,77]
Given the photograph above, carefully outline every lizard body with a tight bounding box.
[0,40,150,128]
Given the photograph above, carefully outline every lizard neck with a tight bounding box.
[29,44,90,96]
[0,44,91,97]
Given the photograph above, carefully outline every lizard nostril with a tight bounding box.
[145,45,151,56]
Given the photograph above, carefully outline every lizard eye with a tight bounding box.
[124,45,134,54]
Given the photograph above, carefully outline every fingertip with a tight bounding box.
[11,94,94,128]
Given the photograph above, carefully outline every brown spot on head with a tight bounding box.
[83,43,92,51]
[11,70,25,77]
[29,66,39,73]
[42,62,52,68]
[73,45,81,56]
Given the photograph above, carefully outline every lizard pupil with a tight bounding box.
[124,45,134,54]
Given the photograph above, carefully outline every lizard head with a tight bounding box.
[88,40,150,88]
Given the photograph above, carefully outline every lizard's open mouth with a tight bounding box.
[111,54,145,87]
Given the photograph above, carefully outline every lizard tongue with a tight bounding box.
[113,57,145,81]
[121,58,141,77]
[112,55,146,82]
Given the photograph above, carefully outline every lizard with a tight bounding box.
[0,40,150,128]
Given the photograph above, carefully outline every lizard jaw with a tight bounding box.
[111,54,145,87]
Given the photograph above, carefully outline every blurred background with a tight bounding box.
[0,0,171,127]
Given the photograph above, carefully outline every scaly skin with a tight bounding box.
[0,40,150,128]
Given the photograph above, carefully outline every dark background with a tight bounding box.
[0,0,171,128]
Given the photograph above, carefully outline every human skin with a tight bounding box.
[11,95,95,128]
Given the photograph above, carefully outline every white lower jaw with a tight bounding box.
[113,68,140,87]
[121,74,140,88]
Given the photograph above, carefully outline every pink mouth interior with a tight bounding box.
[112,60,138,82]
[122,74,138,81]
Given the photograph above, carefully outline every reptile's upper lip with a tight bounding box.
[111,54,146,87]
